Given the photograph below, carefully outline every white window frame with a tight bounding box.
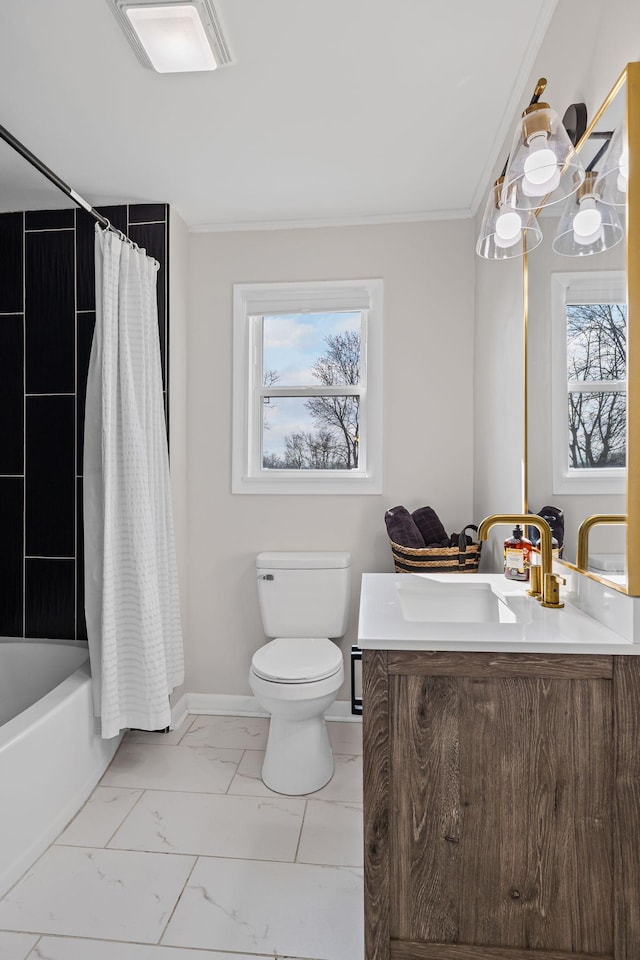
[551,270,626,495]
[232,279,383,494]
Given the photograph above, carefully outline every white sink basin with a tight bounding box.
[358,573,634,652]
[396,579,510,623]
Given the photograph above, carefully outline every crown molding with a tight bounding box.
[189,207,474,233]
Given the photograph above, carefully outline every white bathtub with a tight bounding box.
[0,641,122,897]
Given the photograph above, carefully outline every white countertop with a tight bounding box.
[358,573,638,655]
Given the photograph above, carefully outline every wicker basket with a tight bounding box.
[390,524,482,574]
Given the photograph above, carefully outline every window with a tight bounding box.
[551,271,626,494]
[232,279,383,494]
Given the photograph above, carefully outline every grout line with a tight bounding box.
[74,206,78,643]
[22,211,26,640]
[224,747,245,795]
[24,226,74,233]
[173,714,198,744]
[103,789,147,850]
[156,851,200,946]
[293,799,307,863]
[25,556,75,561]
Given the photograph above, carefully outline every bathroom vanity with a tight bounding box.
[358,573,640,960]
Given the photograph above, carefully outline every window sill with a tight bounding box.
[233,472,382,495]
[553,471,626,496]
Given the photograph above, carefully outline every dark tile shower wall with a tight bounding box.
[0,203,169,642]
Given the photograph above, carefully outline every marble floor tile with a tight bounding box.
[57,787,143,847]
[0,714,367,960]
[100,741,242,793]
[181,715,270,750]
[0,931,39,960]
[0,846,195,943]
[28,938,275,960]
[306,754,362,802]
[228,750,363,802]
[328,720,363,755]
[226,749,279,797]
[162,856,364,960]
[297,800,363,867]
[108,790,304,861]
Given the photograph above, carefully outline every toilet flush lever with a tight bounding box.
[258,574,274,580]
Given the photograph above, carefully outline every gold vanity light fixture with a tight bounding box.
[503,95,585,211]
[476,79,550,261]
[552,169,624,257]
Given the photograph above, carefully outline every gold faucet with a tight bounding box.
[477,514,564,609]
[576,514,627,571]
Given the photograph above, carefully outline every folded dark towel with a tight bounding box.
[385,506,426,549]
[528,505,565,547]
[412,506,448,545]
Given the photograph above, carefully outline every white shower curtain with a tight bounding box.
[84,224,184,739]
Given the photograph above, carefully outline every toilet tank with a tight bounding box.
[256,551,352,638]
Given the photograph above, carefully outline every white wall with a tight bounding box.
[183,220,475,698]
[473,0,639,570]
[473,250,525,570]
[168,209,189,706]
[527,218,626,563]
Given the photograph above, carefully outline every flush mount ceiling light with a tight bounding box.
[503,98,585,211]
[110,0,234,73]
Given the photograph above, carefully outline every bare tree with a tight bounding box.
[262,368,280,432]
[281,429,339,469]
[566,303,626,468]
[305,331,360,468]
[261,330,361,470]
[262,451,284,468]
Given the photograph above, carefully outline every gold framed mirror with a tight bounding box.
[524,61,640,596]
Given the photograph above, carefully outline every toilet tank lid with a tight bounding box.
[256,551,351,570]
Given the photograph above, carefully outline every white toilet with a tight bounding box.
[249,551,351,795]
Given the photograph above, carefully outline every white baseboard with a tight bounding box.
[170,693,359,730]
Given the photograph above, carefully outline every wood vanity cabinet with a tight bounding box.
[362,649,640,960]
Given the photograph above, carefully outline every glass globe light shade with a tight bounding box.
[552,171,623,257]
[476,178,543,260]
[503,103,585,211]
[595,125,628,208]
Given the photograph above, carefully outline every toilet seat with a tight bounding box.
[251,637,343,683]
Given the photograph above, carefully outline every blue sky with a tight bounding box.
[263,311,360,385]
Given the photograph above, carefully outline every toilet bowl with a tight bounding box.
[251,552,351,796]
[249,637,344,795]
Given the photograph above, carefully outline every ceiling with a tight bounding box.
[0,0,562,229]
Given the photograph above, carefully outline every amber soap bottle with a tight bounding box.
[504,525,532,581]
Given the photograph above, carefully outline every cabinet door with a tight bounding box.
[389,671,613,955]
[363,650,640,960]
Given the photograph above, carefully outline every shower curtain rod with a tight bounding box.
[0,122,134,243]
